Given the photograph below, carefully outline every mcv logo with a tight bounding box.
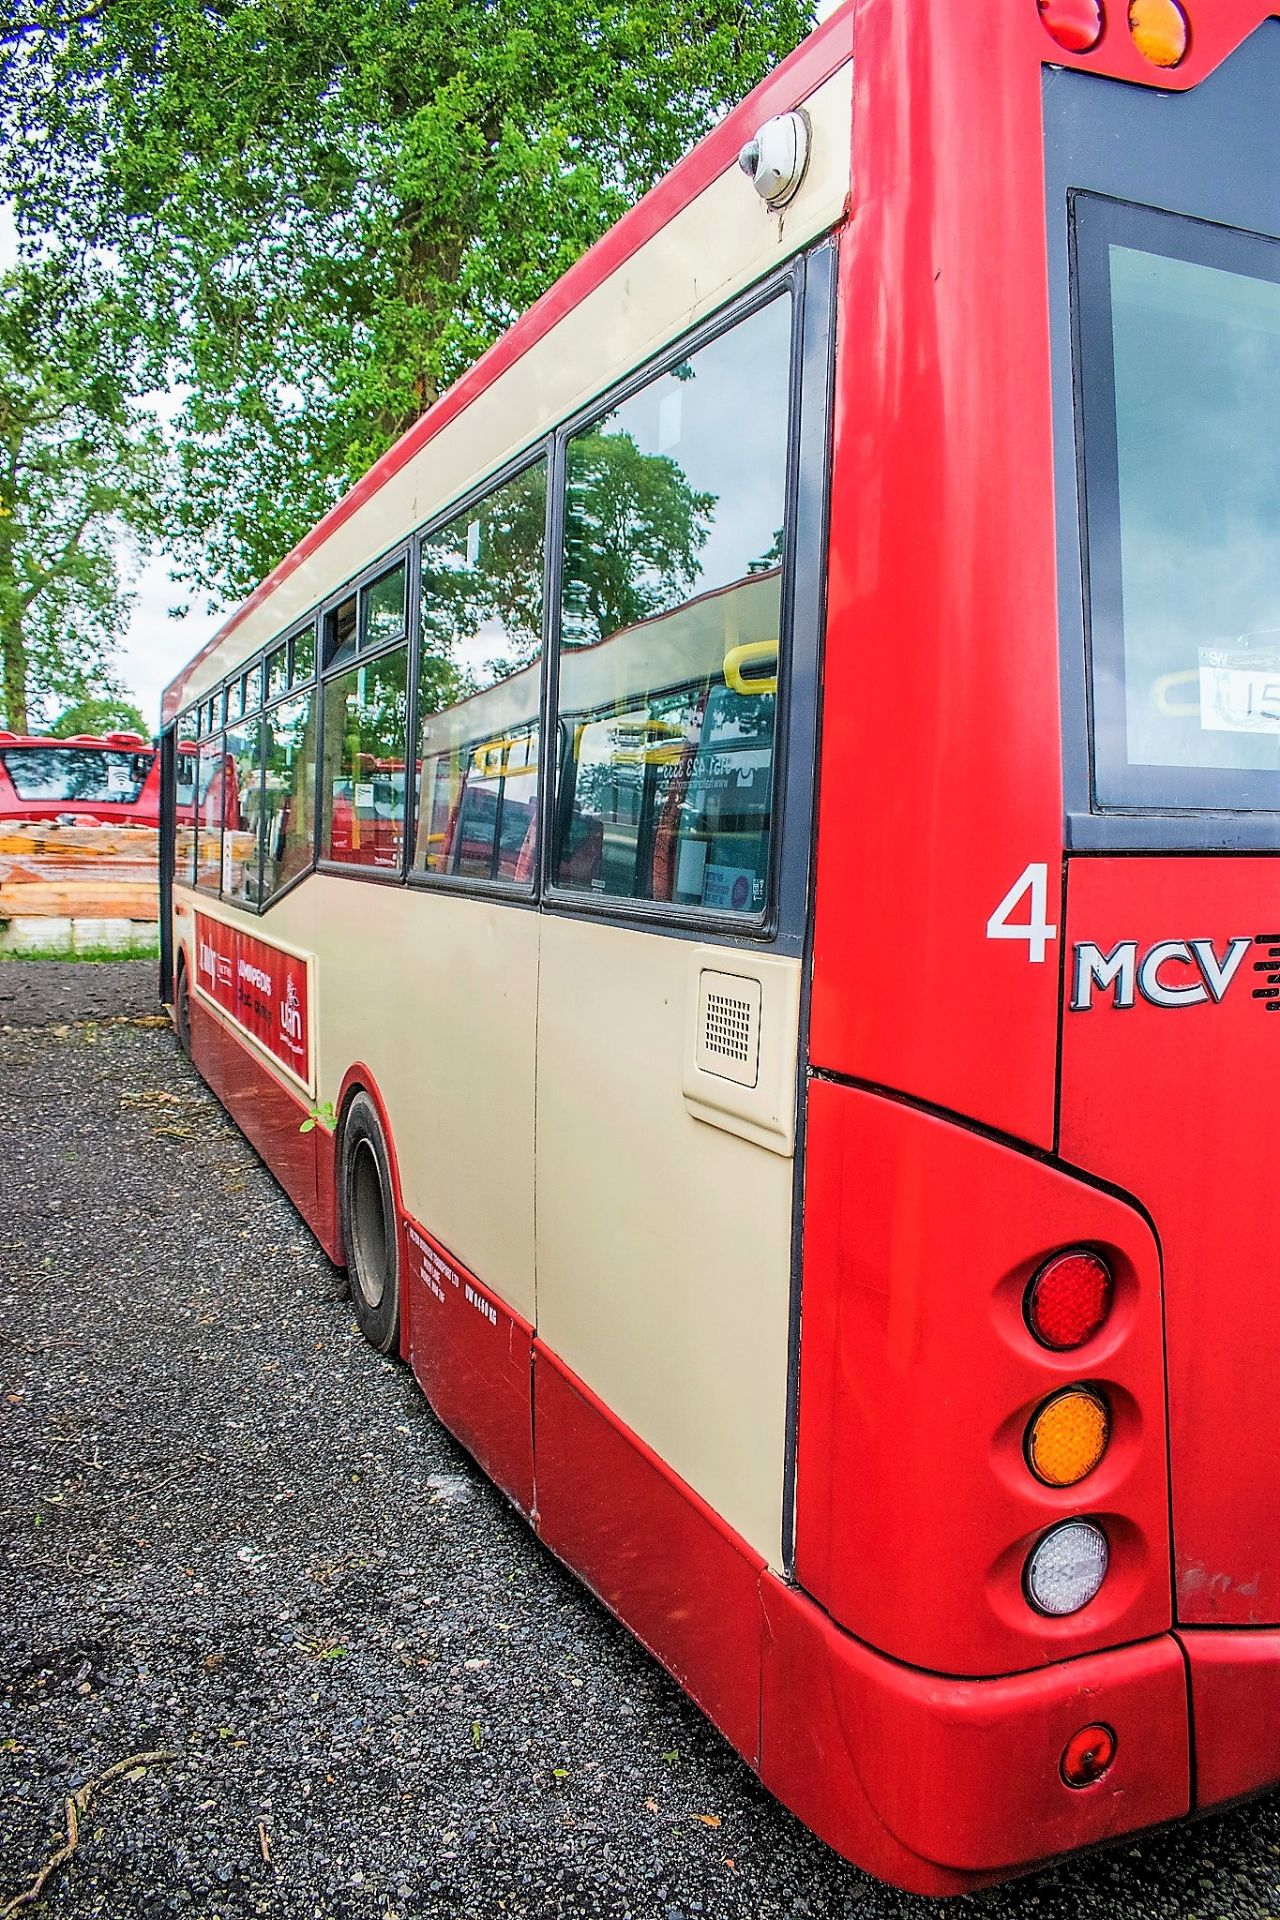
[1071,937,1253,1011]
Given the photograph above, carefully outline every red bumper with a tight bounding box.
[760,1575,1192,1896]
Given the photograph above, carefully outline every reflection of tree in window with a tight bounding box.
[562,432,715,648]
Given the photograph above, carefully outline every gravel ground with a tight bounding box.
[3,961,1280,1919]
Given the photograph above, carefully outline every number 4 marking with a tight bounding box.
[986,863,1058,965]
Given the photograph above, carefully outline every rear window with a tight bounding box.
[1,747,153,804]
[1075,195,1280,811]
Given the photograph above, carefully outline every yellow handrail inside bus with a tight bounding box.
[723,640,778,697]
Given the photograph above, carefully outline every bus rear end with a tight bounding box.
[782,0,1280,1892]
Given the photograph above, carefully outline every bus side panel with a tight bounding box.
[532,1345,764,1766]
[794,1078,1171,1677]
[758,1578,1189,1893]
[810,0,1062,1148]
[402,1213,534,1516]
[188,988,321,1237]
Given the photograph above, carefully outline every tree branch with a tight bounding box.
[1,1,114,50]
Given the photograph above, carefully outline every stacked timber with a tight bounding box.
[0,822,159,925]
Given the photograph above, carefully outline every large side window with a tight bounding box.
[321,645,410,870]
[551,293,793,916]
[222,718,264,906]
[194,736,225,892]
[262,691,317,900]
[412,459,546,885]
[1075,196,1280,811]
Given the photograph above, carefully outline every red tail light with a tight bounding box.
[1025,1250,1112,1350]
[1037,0,1104,53]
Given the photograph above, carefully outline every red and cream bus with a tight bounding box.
[0,731,160,827]
[158,0,1280,1891]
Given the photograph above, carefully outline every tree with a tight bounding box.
[49,693,150,737]
[0,256,164,732]
[0,0,813,607]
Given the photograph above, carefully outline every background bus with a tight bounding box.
[0,731,160,827]
[157,0,1280,1893]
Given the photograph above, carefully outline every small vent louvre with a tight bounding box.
[694,969,761,1088]
[705,990,753,1065]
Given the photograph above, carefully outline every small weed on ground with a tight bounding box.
[0,942,159,963]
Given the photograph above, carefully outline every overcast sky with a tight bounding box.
[4,3,842,732]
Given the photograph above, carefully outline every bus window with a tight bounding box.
[321,646,409,870]
[290,621,315,687]
[413,459,546,885]
[222,718,263,906]
[1076,197,1280,812]
[173,744,197,886]
[552,294,791,914]
[194,736,227,892]
[261,691,317,900]
[266,644,288,704]
[362,559,407,652]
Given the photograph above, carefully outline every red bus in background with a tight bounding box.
[158,0,1280,1893]
[0,732,160,827]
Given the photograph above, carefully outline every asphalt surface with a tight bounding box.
[3,960,1280,1919]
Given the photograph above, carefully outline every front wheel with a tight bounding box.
[339,1091,401,1356]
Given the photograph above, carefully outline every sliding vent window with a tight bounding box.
[552,295,791,914]
[321,647,409,870]
[413,460,546,885]
[1075,197,1280,810]
[222,719,264,906]
[262,693,316,900]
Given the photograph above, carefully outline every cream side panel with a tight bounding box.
[536,914,797,1567]
[180,60,852,707]
[239,877,539,1325]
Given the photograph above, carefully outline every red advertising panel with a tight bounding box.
[193,910,311,1087]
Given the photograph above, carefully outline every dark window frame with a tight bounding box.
[1072,190,1280,817]
[406,441,553,907]
[541,262,806,945]
[316,630,414,880]
[1044,26,1280,850]
[259,681,319,910]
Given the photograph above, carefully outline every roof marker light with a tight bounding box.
[1038,0,1104,54]
[1128,0,1189,65]
[1025,1519,1109,1616]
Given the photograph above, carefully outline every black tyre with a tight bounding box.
[339,1091,401,1355]
[175,960,192,1057]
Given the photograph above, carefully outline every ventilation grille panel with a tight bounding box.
[695,970,761,1088]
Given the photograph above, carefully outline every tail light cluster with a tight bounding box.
[1021,1249,1115,1621]
[1037,0,1190,68]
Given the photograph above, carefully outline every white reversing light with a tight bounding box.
[1024,1520,1109,1616]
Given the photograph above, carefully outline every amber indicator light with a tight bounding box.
[1061,1723,1117,1787]
[1026,1388,1110,1487]
[1129,0,1189,65]
[1038,0,1104,53]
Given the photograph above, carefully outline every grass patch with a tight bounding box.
[0,942,160,963]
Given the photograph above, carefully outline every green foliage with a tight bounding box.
[49,693,150,737]
[0,0,814,608]
[0,254,164,731]
[563,430,715,646]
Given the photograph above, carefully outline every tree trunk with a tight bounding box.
[0,514,30,733]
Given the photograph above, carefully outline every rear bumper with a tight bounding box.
[760,1574,1193,1895]
[1178,1627,1280,1812]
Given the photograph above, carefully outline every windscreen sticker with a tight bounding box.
[193,911,311,1086]
[1198,645,1280,734]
